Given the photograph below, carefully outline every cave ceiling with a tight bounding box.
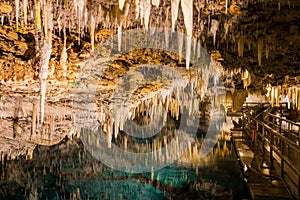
[0,0,299,82]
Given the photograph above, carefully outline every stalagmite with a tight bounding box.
[181,0,193,69]
[15,0,19,30]
[119,0,126,10]
[258,37,263,66]
[171,0,180,32]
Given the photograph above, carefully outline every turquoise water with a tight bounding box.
[0,137,250,200]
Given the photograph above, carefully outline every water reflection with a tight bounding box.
[0,132,250,200]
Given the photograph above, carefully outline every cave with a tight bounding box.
[0,0,299,199]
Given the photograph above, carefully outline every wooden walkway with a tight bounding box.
[230,102,300,200]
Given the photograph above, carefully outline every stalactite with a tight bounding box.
[90,14,95,52]
[152,0,160,7]
[181,0,193,69]
[117,25,122,51]
[119,0,126,10]
[276,86,280,107]
[39,0,53,123]
[186,36,192,70]
[178,30,183,64]
[265,43,269,59]
[60,30,67,78]
[238,35,244,57]
[23,0,28,26]
[271,87,274,107]
[74,0,85,45]
[188,141,192,160]
[134,0,140,20]
[142,0,151,31]
[224,20,230,39]
[15,0,20,30]
[210,19,219,46]
[258,37,263,66]
[32,103,37,134]
[171,0,180,32]
[164,7,170,48]
[84,7,88,33]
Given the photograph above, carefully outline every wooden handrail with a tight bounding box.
[250,116,300,151]
[245,112,299,199]
[267,113,300,128]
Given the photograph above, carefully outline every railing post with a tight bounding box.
[281,155,284,178]
[298,154,300,199]
[279,117,282,134]
[255,121,258,146]
[270,132,274,167]
[262,127,265,155]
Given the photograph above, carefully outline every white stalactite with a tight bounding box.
[181,0,193,69]
[118,25,122,52]
[15,0,19,30]
[238,36,244,57]
[171,0,180,32]
[60,33,68,77]
[135,0,140,20]
[143,0,151,31]
[186,36,192,70]
[90,14,95,52]
[258,37,263,66]
[164,7,170,48]
[151,0,160,7]
[23,0,28,26]
[119,0,126,10]
[39,0,53,123]
[178,32,183,64]
[210,19,219,46]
